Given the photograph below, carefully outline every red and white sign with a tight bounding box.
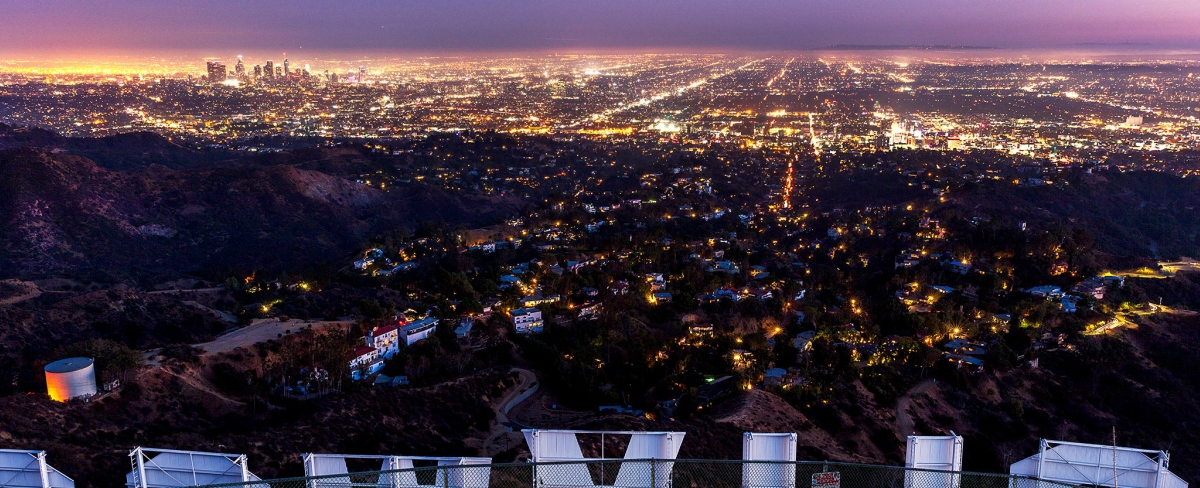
[812,471,841,488]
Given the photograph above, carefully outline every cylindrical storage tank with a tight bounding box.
[45,357,97,402]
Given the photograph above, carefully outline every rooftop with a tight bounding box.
[44,357,93,373]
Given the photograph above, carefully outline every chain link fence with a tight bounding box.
[198,459,1077,488]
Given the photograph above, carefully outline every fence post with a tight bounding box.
[443,465,450,488]
[650,458,657,488]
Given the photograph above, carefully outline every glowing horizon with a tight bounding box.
[4,48,1200,78]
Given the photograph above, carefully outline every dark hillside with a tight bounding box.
[0,124,231,170]
[950,171,1200,259]
[0,147,520,283]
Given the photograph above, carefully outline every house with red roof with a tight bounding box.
[349,345,382,380]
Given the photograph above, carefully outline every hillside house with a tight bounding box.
[399,317,438,345]
[612,280,630,295]
[1025,285,1064,299]
[368,324,400,358]
[512,307,544,334]
[577,302,602,319]
[944,339,986,356]
[349,346,383,380]
[454,317,475,340]
[793,330,817,352]
[764,368,787,387]
[948,260,973,274]
[895,249,922,269]
[521,294,562,308]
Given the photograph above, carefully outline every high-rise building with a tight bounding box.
[264,60,275,79]
[358,66,367,82]
[283,59,290,75]
[234,56,245,77]
[253,65,262,78]
[206,61,227,82]
[275,66,283,78]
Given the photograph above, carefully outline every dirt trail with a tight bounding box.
[145,318,352,366]
[159,367,246,406]
[478,368,537,456]
[145,286,225,295]
[0,280,42,305]
[896,379,936,437]
[195,318,353,355]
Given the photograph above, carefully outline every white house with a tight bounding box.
[400,317,439,345]
[349,346,382,380]
[368,324,400,358]
[511,308,543,334]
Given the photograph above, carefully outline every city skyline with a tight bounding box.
[3,0,1200,55]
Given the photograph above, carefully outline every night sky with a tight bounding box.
[3,0,1200,54]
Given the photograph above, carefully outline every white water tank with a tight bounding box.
[45,357,97,402]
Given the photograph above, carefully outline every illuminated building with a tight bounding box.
[205,61,226,82]
[44,357,97,402]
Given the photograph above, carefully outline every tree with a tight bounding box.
[58,339,144,383]
[773,339,799,369]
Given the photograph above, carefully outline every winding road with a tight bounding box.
[480,368,538,455]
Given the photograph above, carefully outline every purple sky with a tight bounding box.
[3,0,1200,54]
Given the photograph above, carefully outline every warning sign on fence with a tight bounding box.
[812,471,841,488]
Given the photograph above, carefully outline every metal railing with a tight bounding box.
[196,459,1078,488]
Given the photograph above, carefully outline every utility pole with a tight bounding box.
[1113,427,1120,488]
